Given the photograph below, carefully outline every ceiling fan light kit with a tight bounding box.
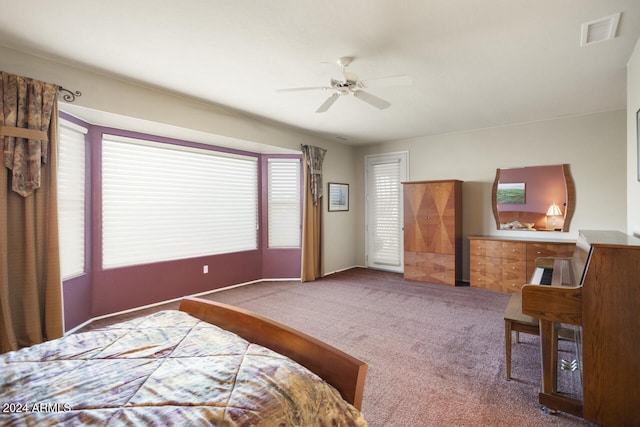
[277,56,411,113]
[337,56,353,68]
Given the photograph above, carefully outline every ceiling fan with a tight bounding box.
[276,57,412,113]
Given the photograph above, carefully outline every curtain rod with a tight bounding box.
[59,86,81,103]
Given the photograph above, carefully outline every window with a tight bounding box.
[365,152,408,273]
[102,135,258,268]
[58,119,87,279]
[267,158,301,248]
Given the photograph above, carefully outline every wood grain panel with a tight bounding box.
[581,245,640,426]
[403,180,461,285]
[404,252,455,285]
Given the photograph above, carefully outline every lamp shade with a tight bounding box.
[546,203,562,216]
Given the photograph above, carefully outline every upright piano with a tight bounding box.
[522,230,640,426]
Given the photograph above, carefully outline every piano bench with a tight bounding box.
[504,292,540,380]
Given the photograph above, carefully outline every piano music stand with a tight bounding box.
[504,292,540,380]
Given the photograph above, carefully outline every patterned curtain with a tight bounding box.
[300,145,326,282]
[1,72,58,197]
[0,71,63,352]
[301,145,326,205]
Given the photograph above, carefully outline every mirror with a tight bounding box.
[491,164,575,232]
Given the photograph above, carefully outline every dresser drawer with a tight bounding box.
[405,252,455,285]
[426,252,455,269]
[469,254,500,289]
[469,258,525,292]
[470,239,526,265]
[470,270,502,290]
[500,260,527,292]
[425,268,456,285]
[470,239,502,258]
[497,278,528,293]
[500,242,526,260]
[470,255,500,275]
[470,269,487,289]
[527,243,575,261]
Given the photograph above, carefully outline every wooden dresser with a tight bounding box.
[468,235,575,293]
[403,180,462,285]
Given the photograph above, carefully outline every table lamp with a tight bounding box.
[546,203,563,230]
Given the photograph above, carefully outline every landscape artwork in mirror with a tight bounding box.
[496,183,525,204]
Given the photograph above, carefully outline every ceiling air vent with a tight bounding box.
[580,12,621,46]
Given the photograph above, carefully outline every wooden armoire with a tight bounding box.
[402,180,462,285]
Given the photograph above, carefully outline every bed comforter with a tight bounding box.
[0,310,367,426]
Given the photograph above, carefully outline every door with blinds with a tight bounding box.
[365,152,408,273]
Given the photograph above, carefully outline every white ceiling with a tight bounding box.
[1,1,639,145]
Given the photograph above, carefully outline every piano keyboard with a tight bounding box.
[530,258,574,286]
[531,267,553,285]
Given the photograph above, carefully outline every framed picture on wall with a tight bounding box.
[496,182,526,204]
[328,182,349,211]
[637,108,640,181]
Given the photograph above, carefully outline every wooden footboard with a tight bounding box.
[179,297,368,410]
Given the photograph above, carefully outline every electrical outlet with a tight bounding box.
[203,265,208,274]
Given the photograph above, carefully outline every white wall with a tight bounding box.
[0,45,315,154]
[355,110,627,281]
[0,45,359,276]
[628,39,640,238]
[321,145,359,274]
[2,43,632,279]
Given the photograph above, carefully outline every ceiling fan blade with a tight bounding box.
[316,93,340,113]
[276,86,330,93]
[359,74,412,89]
[353,90,391,110]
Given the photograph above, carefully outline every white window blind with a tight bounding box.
[58,119,87,279]
[267,158,301,248]
[369,159,402,267]
[102,135,258,268]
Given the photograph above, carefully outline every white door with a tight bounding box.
[365,152,408,273]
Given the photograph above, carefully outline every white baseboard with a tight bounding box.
[322,265,365,276]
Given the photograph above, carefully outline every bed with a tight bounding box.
[0,297,368,426]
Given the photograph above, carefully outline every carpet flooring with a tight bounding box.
[81,267,593,426]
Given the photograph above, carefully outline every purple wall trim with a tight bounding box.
[262,248,301,278]
[91,251,262,317]
[259,155,303,279]
[62,275,92,330]
[96,125,261,158]
[59,111,302,330]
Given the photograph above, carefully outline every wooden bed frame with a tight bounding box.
[179,297,368,410]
